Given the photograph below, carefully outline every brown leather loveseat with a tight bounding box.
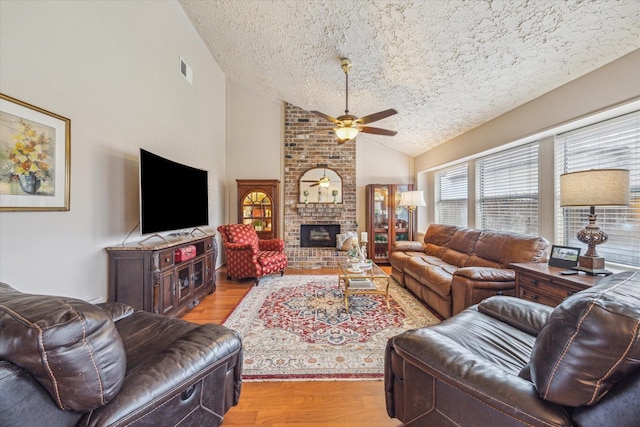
[0,282,242,426]
[390,224,549,318]
[385,271,640,426]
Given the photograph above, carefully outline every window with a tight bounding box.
[477,143,539,234]
[435,163,468,226]
[555,111,640,267]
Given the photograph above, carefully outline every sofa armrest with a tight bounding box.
[391,240,424,253]
[258,239,285,252]
[451,268,517,315]
[455,266,515,282]
[82,324,242,426]
[386,327,571,426]
[478,296,552,336]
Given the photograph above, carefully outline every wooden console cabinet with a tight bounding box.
[512,262,603,307]
[107,233,217,317]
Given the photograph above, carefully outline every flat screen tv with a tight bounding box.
[139,148,209,235]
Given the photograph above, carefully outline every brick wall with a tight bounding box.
[284,103,357,268]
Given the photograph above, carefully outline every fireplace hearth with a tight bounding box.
[300,224,340,248]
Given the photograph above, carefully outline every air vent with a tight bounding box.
[180,57,193,84]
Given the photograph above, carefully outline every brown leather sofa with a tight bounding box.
[0,282,242,426]
[390,224,549,318]
[385,271,640,427]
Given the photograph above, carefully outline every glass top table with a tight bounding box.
[337,260,390,313]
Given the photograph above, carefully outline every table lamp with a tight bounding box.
[560,169,629,275]
[399,190,426,241]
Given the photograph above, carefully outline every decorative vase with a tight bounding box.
[18,173,41,194]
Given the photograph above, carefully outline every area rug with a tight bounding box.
[223,274,439,381]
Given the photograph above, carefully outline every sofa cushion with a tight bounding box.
[530,271,640,407]
[405,257,456,299]
[0,283,126,412]
[257,250,287,267]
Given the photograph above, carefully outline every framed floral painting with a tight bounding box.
[0,93,70,211]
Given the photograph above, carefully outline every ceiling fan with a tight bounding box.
[309,58,398,145]
[302,169,333,187]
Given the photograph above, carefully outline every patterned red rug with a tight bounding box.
[223,275,439,381]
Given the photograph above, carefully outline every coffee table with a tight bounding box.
[338,260,390,313]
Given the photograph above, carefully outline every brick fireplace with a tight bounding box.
[284,103,356,269]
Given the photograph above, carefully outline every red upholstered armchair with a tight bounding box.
[217,224,288,284]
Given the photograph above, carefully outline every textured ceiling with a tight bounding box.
[179,0,640,157]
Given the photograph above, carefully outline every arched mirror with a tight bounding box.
[299,167,342,204]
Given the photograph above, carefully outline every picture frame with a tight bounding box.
[548,245,581,269]
[0,93,70,211]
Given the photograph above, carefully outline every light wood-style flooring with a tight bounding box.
[181,268,403,427]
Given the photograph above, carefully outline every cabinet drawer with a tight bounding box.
[519,285,562,307]
[204,237,214,251]
[159,250,174,269]
[519,274,573,300]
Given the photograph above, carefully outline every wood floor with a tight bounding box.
[181,268,403,427]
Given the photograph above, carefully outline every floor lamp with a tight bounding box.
[399,190,426,241]
[560,169,630,275]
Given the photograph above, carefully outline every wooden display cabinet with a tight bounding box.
[237,179,280,240]
[365,184,413,264]
[106,233,217,318]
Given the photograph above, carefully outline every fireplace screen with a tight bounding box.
[300,224,340,248]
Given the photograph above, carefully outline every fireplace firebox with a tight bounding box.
[300,224,340,248]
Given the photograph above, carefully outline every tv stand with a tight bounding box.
[106,232,217,317]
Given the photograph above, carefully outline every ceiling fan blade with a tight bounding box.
[360,126,398,136]
[310,182,320,187]
[357,109,398,125]
[311,111,339,124]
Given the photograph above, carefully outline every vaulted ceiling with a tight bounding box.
[179,0,640,157]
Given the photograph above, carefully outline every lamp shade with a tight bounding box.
[334,126,358,141]
[560,169,629,207]
[399,190,426,207]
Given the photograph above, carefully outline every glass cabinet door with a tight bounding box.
[373,185,390,262]
[241,191,273,235]
[394,184,411,242]
[236,180,280,240]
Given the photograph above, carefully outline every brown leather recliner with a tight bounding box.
[385,271,640,426]
[0,283,243,427]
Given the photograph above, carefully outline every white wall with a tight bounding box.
[0,1,226,300]
[225,82,283,232]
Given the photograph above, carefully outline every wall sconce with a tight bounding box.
[560,169,630,275]
[399,190,426,241]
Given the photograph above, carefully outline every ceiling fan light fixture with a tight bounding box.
[335,126,359,141]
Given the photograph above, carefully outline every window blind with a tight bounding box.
[435,163,468,226]
[477,143,539,234]
[555,111,640,267]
